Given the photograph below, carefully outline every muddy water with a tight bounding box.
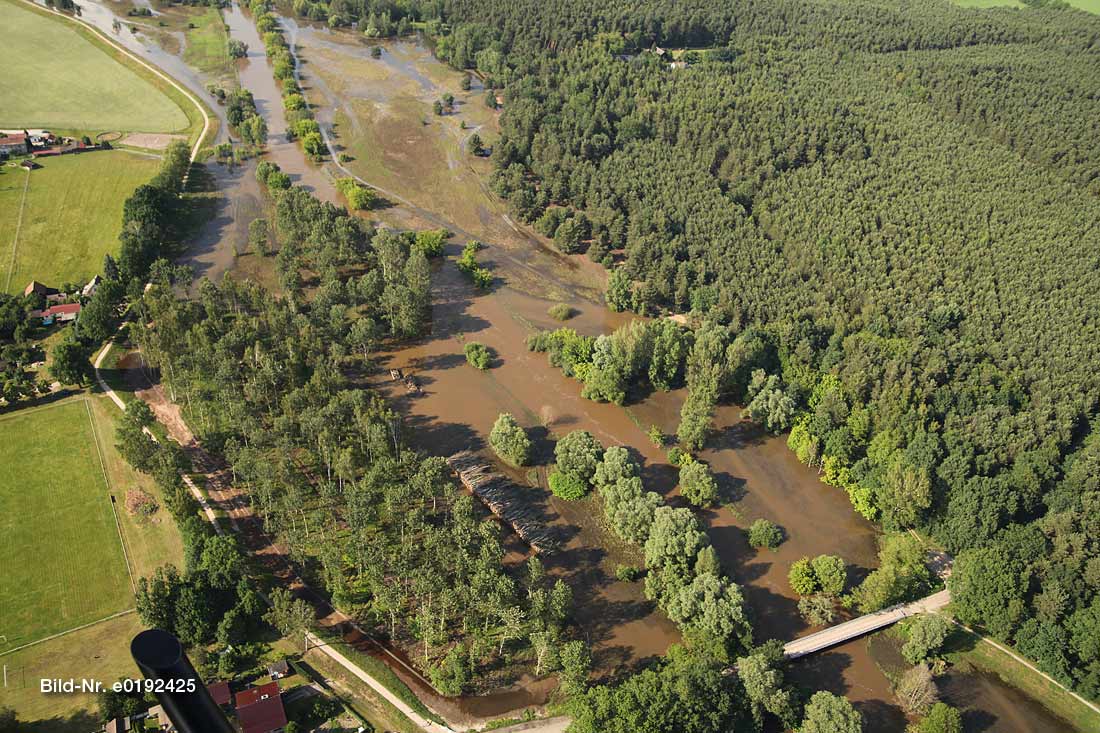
[370,259,685,712]
[865,632,1077,733]
[628,397,882,642]
[178,159,265,285]
[938,670,1073,732]
[286,26,908,724]
[52,0,234,140]
[99,7,1075,727]
[221,2,338,201]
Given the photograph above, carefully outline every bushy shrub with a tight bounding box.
[457,240,492,289]
[414,229,448,257]
[615,565,642,582]
[554,430,603,485]
[335,177,374,210]
[746,518,784,549]
[490,413,531,467]
[267,171,291,190]
[464,342,492,369]
[678,459,718,508]
[548,303,575,321]
[549,470,587,500]
[667,446,690,467]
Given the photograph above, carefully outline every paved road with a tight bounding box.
[783,589,952,659]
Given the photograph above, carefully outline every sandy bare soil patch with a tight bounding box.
[119,132,187,150]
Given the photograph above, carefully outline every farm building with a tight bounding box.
[23,280,56,299]
[235,681,287,733]
[267,659,290,679]
[145,705,176,732]
[82,275,102,297]
[28,130,57,146]
[29,302,81,325]
[0,132,30,155]
[207,679,233,707]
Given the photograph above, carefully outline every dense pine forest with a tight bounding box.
[400,0,1100,704]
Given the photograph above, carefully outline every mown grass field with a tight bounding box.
[0,399,132,654]
[0,612,145,732]
[0,0,190,132]
[0,391,184,729]
[1,151,161,293]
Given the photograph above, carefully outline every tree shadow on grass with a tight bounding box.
[23,711,101,733]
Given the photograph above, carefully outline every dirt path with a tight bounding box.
[99,345,548,729]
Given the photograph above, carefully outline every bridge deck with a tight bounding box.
[783,589,951,659]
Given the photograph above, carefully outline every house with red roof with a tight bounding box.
[29,302,81,325]
[235,681,287,733]
[0,132,30,156]
[207,680,233,708]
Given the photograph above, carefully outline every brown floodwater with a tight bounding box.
[865,632,1077,732]
[222,2,339,201]
[177,158,265,285]
[937,669,1075,732]
[113,11,1080,728]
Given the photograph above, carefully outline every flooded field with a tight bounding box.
[866,633,1077,732]
[222,2,338,200]
[82,5,1087,728]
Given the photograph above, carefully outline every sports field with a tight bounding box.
[0,0,190,132]
[1,151,160,293]
[0,399,133,654]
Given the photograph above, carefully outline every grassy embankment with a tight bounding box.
[941,621,1100,732]
[182,5,236,89]
[0,152,161,292]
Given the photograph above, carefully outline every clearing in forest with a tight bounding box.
[0,399,132,653]
[0,151,161,293]
[0,0,190,133]
[953,0,1099,11]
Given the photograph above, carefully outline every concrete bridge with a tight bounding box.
[782,589,951,659]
